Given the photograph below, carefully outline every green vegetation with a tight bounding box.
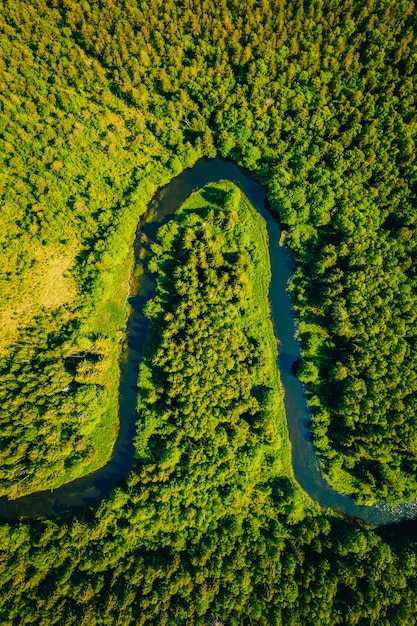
[135,181,308,521]
[2,181,417,625]
[0,0,202,496]
[1,0,415,502]
[1,0,416,502]
[1,0,417,622]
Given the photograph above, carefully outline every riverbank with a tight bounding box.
[1,157,416,526]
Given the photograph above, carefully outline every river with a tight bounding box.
[1,157,416,525]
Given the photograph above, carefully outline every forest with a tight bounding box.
[1,0,417,623]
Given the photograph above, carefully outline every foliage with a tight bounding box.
[0,0,201,494]
[2,181,417,625]
[2,0,416,502]
[0,0,417,623]
[134,181,298,530]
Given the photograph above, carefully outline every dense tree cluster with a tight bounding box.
[2,0,416,500]
[2,182,417,625]
[1,0,417,622]
[134,182,289,530]
[0,0,201,494]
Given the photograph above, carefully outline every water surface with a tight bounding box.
[1,157,416,525]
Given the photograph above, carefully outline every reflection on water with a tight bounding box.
[1,157,416,526]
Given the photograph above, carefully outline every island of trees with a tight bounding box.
[1,0,417,623]
[136,181,294,522]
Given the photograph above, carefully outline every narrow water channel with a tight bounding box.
[1,157,416,525]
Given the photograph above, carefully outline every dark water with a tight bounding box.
[1,157,416,526]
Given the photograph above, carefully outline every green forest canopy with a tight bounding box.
[2,176,417,626]
[1,0,416,502]
[136,181,296,512]
[1,0,417,623]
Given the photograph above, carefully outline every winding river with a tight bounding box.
[1,157,416,526]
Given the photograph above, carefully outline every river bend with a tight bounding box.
[1,157,416,526]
